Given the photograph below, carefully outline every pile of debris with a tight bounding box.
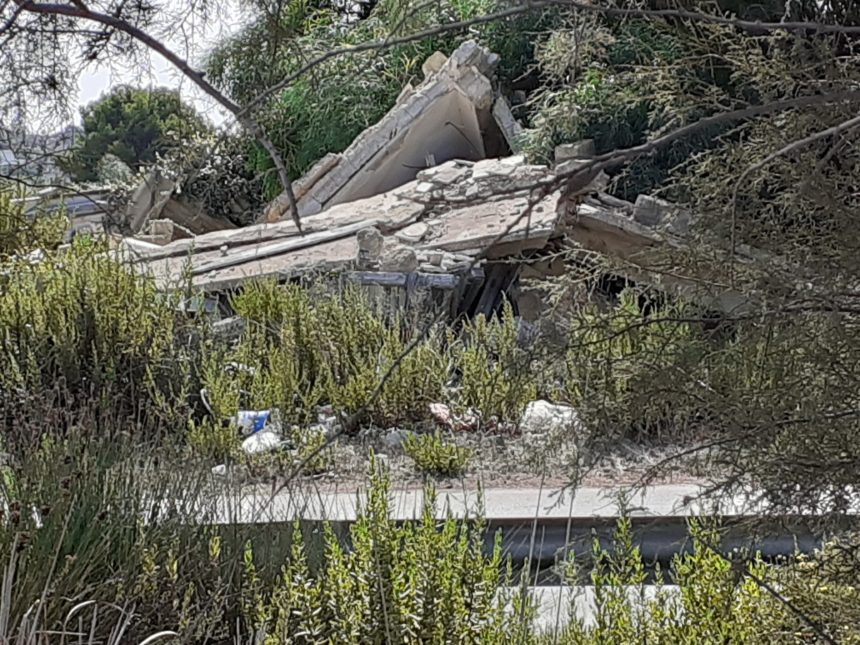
[116,40,752,321]
[120,152,566,316]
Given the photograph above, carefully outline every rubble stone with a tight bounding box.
[395,222,429,244]
[416,160,471,185]
[554,140,595,163]
[633,195,691,234]
[356,226,384,268]
[212,315,246,341]
[422,51,448,78]
[380,244,419,272]
[425,250,444,266]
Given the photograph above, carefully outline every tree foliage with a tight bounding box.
[205,0,560,196]
[61,85,209,183]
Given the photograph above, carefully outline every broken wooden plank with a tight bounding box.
[190,220,379,276]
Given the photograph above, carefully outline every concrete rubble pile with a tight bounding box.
[118,39,757,319]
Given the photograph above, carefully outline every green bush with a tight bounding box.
[0,187,67,257]
[563,289,703,440]
[403,431,472,477]
[218,280,448,430]
[242,461,524,643]
[1,420,859,643]
[0,422,239,643]
[554,518,784,643]
[455,301,538,422]
[522,15,737,200]
[0,243,202,450]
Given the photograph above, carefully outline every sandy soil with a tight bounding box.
[272,425,709,494]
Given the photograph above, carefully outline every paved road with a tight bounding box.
[203,483,754,524]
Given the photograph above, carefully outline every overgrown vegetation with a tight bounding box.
[5,0,860,639]
[0,187,67,257]
[403,432,472,477]
[2,430,858,643]
[60,86,209,184]
[564,289,703,441]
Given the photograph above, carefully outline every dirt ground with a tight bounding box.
[286,424,708,493]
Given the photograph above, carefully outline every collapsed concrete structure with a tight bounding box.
[262,41,520,224]
[121,40,749,319]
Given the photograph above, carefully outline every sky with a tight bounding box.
[75,0,246,128]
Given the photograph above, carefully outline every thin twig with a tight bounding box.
[729,112,860,273]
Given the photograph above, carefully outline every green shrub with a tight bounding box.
[0,243,202,449]
[288,424,334,475]
[242,461,524,643]
[551,518,785,644]
[523,66,650,166]
[455,301,538,421]
[563,289,703,440]
[403,431,472,477]
[522,15,737,200]
[220,280,448,429]
[0,187,67,257]
[0,421,239,643]
[187,417,239,462]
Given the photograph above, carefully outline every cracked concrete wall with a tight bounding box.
[327,89,486,207]
[263,40,501,223]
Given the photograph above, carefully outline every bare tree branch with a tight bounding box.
[550,0,860,36]
[730,111,860,266]
[236,0,860,125]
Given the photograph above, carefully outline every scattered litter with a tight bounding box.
[316,408,341,437]
[235,410,270,435]
[429,403,480,431]
[224,361,257,376]
[429,402,453,427]
[241,429,287,455]
[520,400,580,435]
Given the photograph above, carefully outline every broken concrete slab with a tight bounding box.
[554,139,595,163]
[129,154,567,293]
[379,244,419,272]
[632,194,692,235]
[395,222,429,244]
[422,51,448,78]
[124,170,236,236]
[262,40,504,224]
[492,96,524,152]
[356,226,385,269]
